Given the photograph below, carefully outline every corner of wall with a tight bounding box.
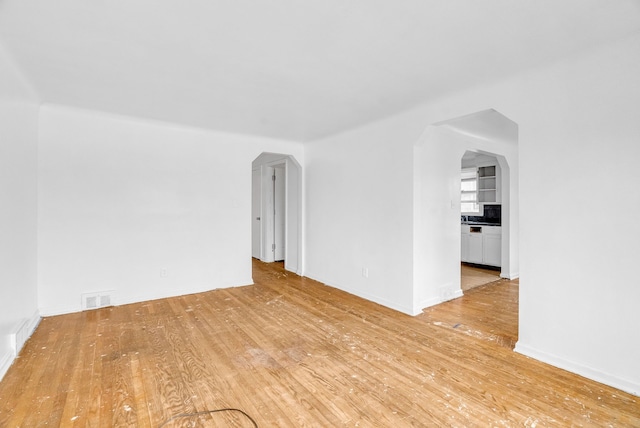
[416,288,464,316]
[0,310,41,382]
[500,270,519,280]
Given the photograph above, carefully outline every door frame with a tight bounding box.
[251,153,302,274]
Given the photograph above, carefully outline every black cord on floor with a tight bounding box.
[158,407,258,428]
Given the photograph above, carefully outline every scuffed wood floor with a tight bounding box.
[0,260,638,427]
[460,263,501,291]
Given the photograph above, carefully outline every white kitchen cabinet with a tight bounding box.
[468,231,484,264]
[477,166,497,203]
[461,225,501,267]
[482,229,502,267]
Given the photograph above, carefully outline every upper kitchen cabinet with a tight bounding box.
[461,152,502,206]
[477,165,497,203]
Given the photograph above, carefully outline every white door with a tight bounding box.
[251,168,261,259]
[273,165,286,261]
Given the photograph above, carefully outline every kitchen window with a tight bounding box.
[461,168,480,214]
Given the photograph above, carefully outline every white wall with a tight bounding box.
[37,105,303,315]
[303,33,640,394]
[304,110,426,314]
[0,43,40,379]
[512,35,640,395]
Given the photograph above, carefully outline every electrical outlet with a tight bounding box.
[160,268,168,277]
[362,267,369,278]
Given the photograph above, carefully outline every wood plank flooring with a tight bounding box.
[460,263,501,291]
[0,260,638,427]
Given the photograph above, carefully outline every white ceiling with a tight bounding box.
[1,1,639,141]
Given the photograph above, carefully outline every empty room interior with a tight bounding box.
[1,1,640,426]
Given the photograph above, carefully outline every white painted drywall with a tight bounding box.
[0,43,39,379]
[37,105,303,315]
[511,34,640,395]
[305,111,426,314]
[303,33,640,394]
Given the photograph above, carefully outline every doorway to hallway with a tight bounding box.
[251,152,302,275]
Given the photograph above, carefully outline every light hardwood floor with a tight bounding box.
[0,260,638,427]
[460,263,501,291]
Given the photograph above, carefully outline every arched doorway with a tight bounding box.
[251,152,302,275]
[412,109,518,313]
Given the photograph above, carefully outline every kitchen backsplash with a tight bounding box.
[462,204,501,225]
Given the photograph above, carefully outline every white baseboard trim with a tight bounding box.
[416,296,442,313]
[451,289,464,299]
[501,271,519,280]
[40,278,254,317]
[119,279,255,310]
[0,310,41,382]
[304,271,468,317]
[415,289,464,315]
[283,263,299,276]
[354,291,417,316]
[304,271,418,316]
[16,310,41,352]
[515,342,639,397]
[39,303,82,317]
[0,349,14,382]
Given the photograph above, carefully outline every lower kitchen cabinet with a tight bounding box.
[461,225,501,267]
[468,233,484,264]
[483,232,501,267]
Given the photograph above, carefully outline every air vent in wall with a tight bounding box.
[81,291,114,310]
